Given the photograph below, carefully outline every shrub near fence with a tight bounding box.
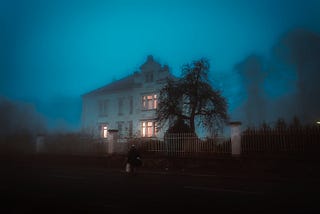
[241,126,320,155]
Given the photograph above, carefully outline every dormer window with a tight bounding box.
[145,72,153,82]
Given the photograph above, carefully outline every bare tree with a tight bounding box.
[156,58,228,134]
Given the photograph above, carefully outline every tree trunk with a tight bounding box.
[190,114,195,133]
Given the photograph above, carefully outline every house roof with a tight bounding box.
[82,74,141,97]
[82,55,175,98]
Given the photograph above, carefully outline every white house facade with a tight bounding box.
[81,55,173,140]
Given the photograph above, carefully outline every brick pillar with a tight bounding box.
[229,121,242,156]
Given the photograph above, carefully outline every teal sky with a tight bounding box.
[1,0,319,130]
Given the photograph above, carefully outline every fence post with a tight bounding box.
[36,134,45,153]
[230,121,242,156]
[107,129,118,154]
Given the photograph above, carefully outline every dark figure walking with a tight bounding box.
[126,144,142,174]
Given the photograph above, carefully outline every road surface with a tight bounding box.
[0,157,319,213]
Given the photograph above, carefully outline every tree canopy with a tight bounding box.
[156,58,229,135]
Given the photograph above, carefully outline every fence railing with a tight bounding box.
[241,127,320,155]
[134,133,231,157]
[8,127,319,157]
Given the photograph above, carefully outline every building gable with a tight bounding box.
[81,55,173,139]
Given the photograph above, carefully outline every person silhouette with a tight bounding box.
[125,144,142,174]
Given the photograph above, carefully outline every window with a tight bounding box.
[117,121,125,138]
[129,96,133,114]
[101,124,108,138]
[98,100,108,116]
[142,94,157,110]
[118,98,124,115]
[145,72,154,82]
[141,121,156,137]
[127,121,133,137]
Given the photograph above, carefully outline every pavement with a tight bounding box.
[1,153,320,213]
[2,153,320,179]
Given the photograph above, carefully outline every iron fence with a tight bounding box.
[241,127,320,155]
[133,133,231,157]
[30,127,320,157]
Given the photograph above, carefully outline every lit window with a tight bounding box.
[142,94,158,110]
[141,121,156,137]
[153,94,157,109]
[101,125,108,138]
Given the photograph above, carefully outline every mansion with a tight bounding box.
[81,55,173,140]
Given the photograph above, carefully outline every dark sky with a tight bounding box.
[1,0,320,131]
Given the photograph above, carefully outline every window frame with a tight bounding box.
[118,98,124,116]
[145,72,154,83]
[127,120,133,138]
[98,99,109,117]
[117,121,125,138]
[129,96,133,114]
[141,94,158,110]
[141,120,156,138]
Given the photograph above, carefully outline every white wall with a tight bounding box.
[81,57,171,140]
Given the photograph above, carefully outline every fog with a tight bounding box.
[1,28,319,134]
[231,28,320,128]
[0,0,319,132]
[0,97,47,135]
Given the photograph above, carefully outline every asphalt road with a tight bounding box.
[1,159,319,213]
